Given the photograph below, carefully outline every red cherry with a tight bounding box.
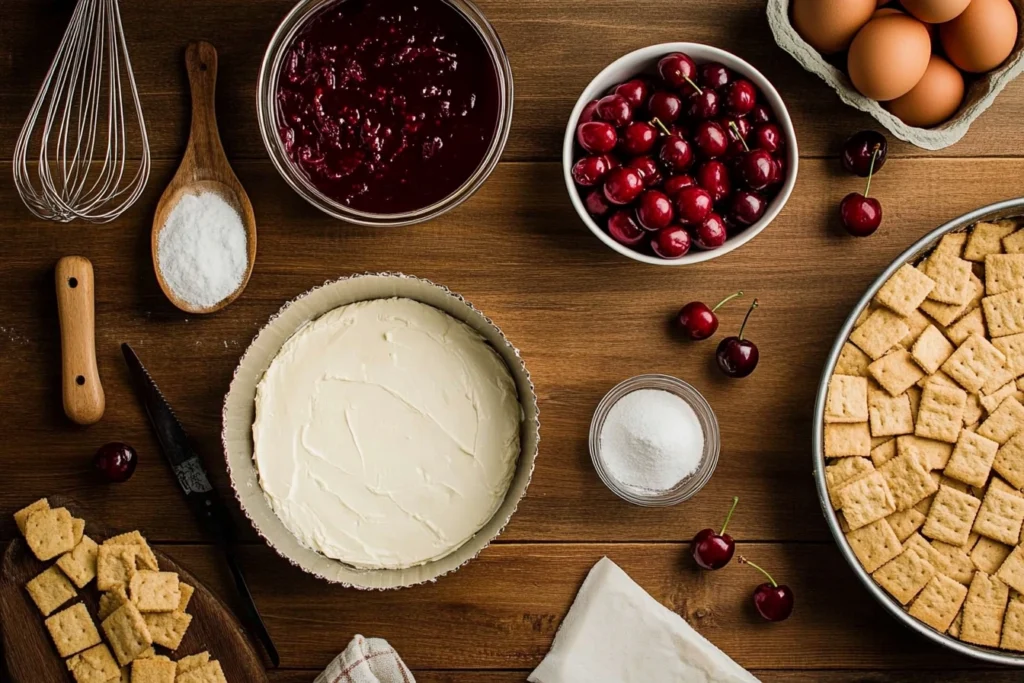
[716,299,759,378]
[729,191,767,227]
[627,156,663,188]
[694,212,728,250]
[619,122,657,156]
[663,174,696,197]
[648,91,683,123]
[577,121,617,154]
[580,99,600,123]
[842,130,888,177]
[725,79,757,116]
[750,104,772,125]
[614,79,649,108]
[691,496,740,567]
[739,150,775,191]
[657,52,697,90]
[696,161,732,204]
[687,89,720,120]
[93,442,138,483]
[602,167,644,205]
[651,225,691,259]
[584,190,611,218]
[769,156,785,187]
[674,186,713,225]
[841,194,882,237]
[740,555,794,622]
[693,121,729,159]
[721,117,752,157]
[659,135,694,173]
[753,123,783,153]
[596,94,633,128]
[636,190,674,231]
[607,210,645,246]
[677,293,742,341]
[572,155,611,187]
[699,62,732,90]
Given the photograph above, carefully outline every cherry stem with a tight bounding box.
[711,291,743,313]
[683,75,703,95]
[737,298,759,341]
[739,556,777,588]
[864,145,880,199]
[719,496,739,535]
[729,121,750,152]
[651,117,672,137]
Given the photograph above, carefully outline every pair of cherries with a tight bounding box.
[839,131,888,237]
[691,497,794,622]
[677,292,760,378]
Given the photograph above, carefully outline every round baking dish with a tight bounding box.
[257,0,514,227]
[223,273,540,589]
[813,197,1024,665]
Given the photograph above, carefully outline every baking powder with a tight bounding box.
[599,389,704,492]
[157,192,247,309]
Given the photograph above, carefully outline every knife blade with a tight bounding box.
[121,342,280,668]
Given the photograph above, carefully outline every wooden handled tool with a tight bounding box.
[55,256,104,425]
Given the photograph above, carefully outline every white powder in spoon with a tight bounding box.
[599,388,704,492]
[157,191,247,309]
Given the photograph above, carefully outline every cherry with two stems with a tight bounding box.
[716,298,760,378]
[676,291,744,341]
[739,556,794,622]
[840,145,882,237]
[691,496,740,569]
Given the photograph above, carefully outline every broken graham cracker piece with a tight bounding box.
[25,565,77,616]
[923,485,981,546]
[1002,599,1024,651]
[993,332,1024,378]
[897,435,954,470]
[868,392,914,437]
[1005,228,1024,255]
[995,432,1024,489]
[987,254,1024,295]
[879,452,938,511]
[176,660,228,683]
[13,497,49,535]
[837,471,896,530]
[962,571,1010,647]
[888,508,927,542]
[99,585,130,621]
[177,582,195,612]
[915,382,967,443]
[924,254,974,305]
[911,325,955,376]
[24,507,76,561]
[846,518,902,573]
[875,263,936,317]
[981,381,1019,414]
[143,610,193,649]
[870,349,925,397]
[97,545,139,592]
[902,309,932,348]
[873,542,936,605]
[978,396,1024,444]
[972,537,1013,574]
[102,602,153,666]
[104,531,159,571]
[909,573,969,632]
[176,652,210,675]
[944,430,1000,488]
[943,334,1007,394]
[45,603,101,658]
[974,487,1024,545]
[984,287,1024,338]
[131,655,176,683]
[825,375,869,423]
[71,517,85,546]
[871,438,897,467]
[825,457,874,509]
[66,643,120,683]
[824,422,871,457]
[998,545,1024,595]
[129,571,181,613]
[850,308,910,360]
[965,220,1017,262]
[936,231,968,259]
[835,342,872,377]
[57,534,100,589]
[947,308,987,347]
[922,273,984,327]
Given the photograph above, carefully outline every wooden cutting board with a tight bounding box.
[0,498,268,682]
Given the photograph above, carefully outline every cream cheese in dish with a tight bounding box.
[252,297,521,570]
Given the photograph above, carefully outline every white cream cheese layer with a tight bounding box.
[253,297,521,570]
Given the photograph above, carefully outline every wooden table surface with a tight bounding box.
[4,0,1024,680]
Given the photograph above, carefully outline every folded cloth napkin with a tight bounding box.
[529,557,760,683]
[316,635,416,683]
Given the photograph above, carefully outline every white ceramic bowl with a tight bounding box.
[563,43,799,266]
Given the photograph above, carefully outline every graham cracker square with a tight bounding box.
[909,573,969,632]
[923,485,981,546]
[1004,229,1024,255]
[836,342,872,377]
[129,571,181,613]
[873,543,936,605]
[930,540,976,585]
[851,308,911,360]
[965,220,1017,261]
[870,350,926,397]
[57,534,99,589]
[984,288,1024,338]
[837,471,897,530]
[101,602,153,666]
[998,545,1024,594]
[962,571,1010,647]
[905,532,944,570]
[25,565,77,616]
[825,422,872,458]
[855,306,875,328]
[987,254,1024,295]
[825,375,869,423]
[177,652,210,675]
[964,394,984,428]
[45,603,101,657]
[177,583,195,612]
[985,364,1018,394]
[99,585,129,621]
[919,369,959,390]
[176,660,227,683]
[902,309,933,348]
[1001,600,1024,651]
[24,507,76,562]
[66,643,119,683]
[936,232,968,259]
[972,537,1013,574]
[944,430,1000,488]
[131,656,176,683]
[104,531,159,571]
[927,273,986,327]
[981,382,1018,416]
[880,453,938,511]
[888,508,927,542]
[97,545,138,592]
[871,438,897,467]
[869,392,914,437]
[978,396,1024,444]
[943,334,1008,394]
[924,255,974,305]
[994,332,1024,378]
[947,308,987,347]
[974,488,1024,545]
[995,432,1024,489]
[143,610,192,649]
[912,325,956,375]
[846,518,902,573]
[13,498,49,535]
[826,457,874,509]
[915,382,967,443]
[876,263,936,317]
[898,435,953,470]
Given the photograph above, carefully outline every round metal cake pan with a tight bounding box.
[222,273,540,589]
[813,197,1024,666]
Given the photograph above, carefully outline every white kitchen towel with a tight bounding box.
[529,557,760,683]
[316,634,416,683]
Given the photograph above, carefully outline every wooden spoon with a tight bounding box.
[152,41,256,315]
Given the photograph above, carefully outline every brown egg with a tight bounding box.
[848,15,933,101]
[886,55,965,127]
[792,0,877,54]
[902,0,972,23]
[940,0,1018,73]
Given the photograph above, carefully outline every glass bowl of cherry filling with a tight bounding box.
[564,43,799,265]
[258,0,514,226]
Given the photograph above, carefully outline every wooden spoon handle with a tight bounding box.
[183,41,227,174]
[55,257,105,425]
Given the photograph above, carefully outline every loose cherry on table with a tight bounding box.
[691,496,740,569]
[840,145,883,237]
[651,225,692,259]
[842,130,888,178]
[739,556,794,622]
[94,442,138,483]
[716,298,760,378]
[676,291,744,340]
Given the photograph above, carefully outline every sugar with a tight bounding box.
[599,389,704,492]
[156,192,247,309]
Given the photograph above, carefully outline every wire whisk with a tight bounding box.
[13,0,150,223]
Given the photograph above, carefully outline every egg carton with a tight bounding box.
[767,0,1024,149]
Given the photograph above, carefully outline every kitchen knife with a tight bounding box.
[121,342,280,668]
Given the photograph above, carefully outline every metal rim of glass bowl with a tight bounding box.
[813,197,1024,666]
[256,0,514,227]
[589,374,720,507]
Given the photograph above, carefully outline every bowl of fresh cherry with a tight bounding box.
[564,43,798,265]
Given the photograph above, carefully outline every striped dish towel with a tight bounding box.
[316,635,416,683]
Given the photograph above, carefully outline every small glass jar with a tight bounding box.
[589,374,720,507]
